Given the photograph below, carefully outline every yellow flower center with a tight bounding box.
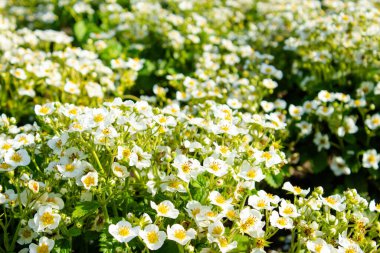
[210,162,220,171]
[174,229,186,240]
[220,146,229,154]
[247,169,256,179]
[157,204,169,214]
[372,118,380,125]
[147,231,159,244]
[11,153,22,163]
[218,237,228,248]
[65,164,75,172]
[368,154,376,164]
[39,106,50,114]
[158,117,167,124]
[191,208,200,217]
[68,108,78,115]
[293,186,302,194]
[215,195,226,204]
[118,227,130,237]
[220,125,230,132]
[241,216,256,230]
[122,149,131,159]
[262,152,272,160]
[83,176,95,187]
[277,217,287,226]
[257,199,266,208]
[212,226,223,236]
[181,163,191,173]
[345,247,356,253]
[168,180,181,189]
[40,212,54,226]
[283,207,294,215]
[2,143,12,150]
[0,162,11,170]
[325,197,337,205]
[315,244,323,253]
[93,114,104,123]
[37,244,49,253]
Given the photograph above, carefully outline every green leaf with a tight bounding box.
[68,227,82,237]
[265,173,284,188]
[312,151,328,174]
[72,201,100,219]
[156,240,183,253]
[74,21,88,42]
[53,240,71,253]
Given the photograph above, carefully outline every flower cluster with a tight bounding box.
[0,0,380,252]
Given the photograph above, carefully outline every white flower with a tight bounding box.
[126,58,144,71]
[85,82,103,98]
[369,200,380,212]
[109,220,140,243]
[185,201,203,219]
[238,160,265,182]
[260,101,275,112]
[337,117,358,137]
[257,190,280,204]
[28,180,41,193]
[47,134,69,155]
[238,207,265,237]
[112,162,129,178]
[209,191,232,209]
[307,238,333,253]
[17,226,37,245]
[10,68,27,80]
[29,236,55,253]
[313,132,330,151]
[160,175,186,193]
[270,211,293,229]
[28,206,61,232]
[254,148,282,168]
[248,195,272,210]
[362,149,380,170]
[365,114,380,130]
[289,105,304,118]
[151,200,179,219]
[81,172,98,190]
[203,157,229,177]
[317,105,334,117]
[172,155,202,183]
[129,145,151,169]
[279,200,300,218]
[64,80,80,95]
[330,156,351,176]
[0,189,17,204]
[262,78,278,89]
[321,195,346,211]
[0,160,15,172]
[338,233,363,253]
[35,103,55,116]
[153,114,177,127]
[117,146,132,161]
[4,149,30,167]
[167,224,196,245]
[318,90,335,102]
[57,160,83,178]
[139,224,166,250]
[227,98,242,109]
[212,236,238,253]
[282,182,310,196]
